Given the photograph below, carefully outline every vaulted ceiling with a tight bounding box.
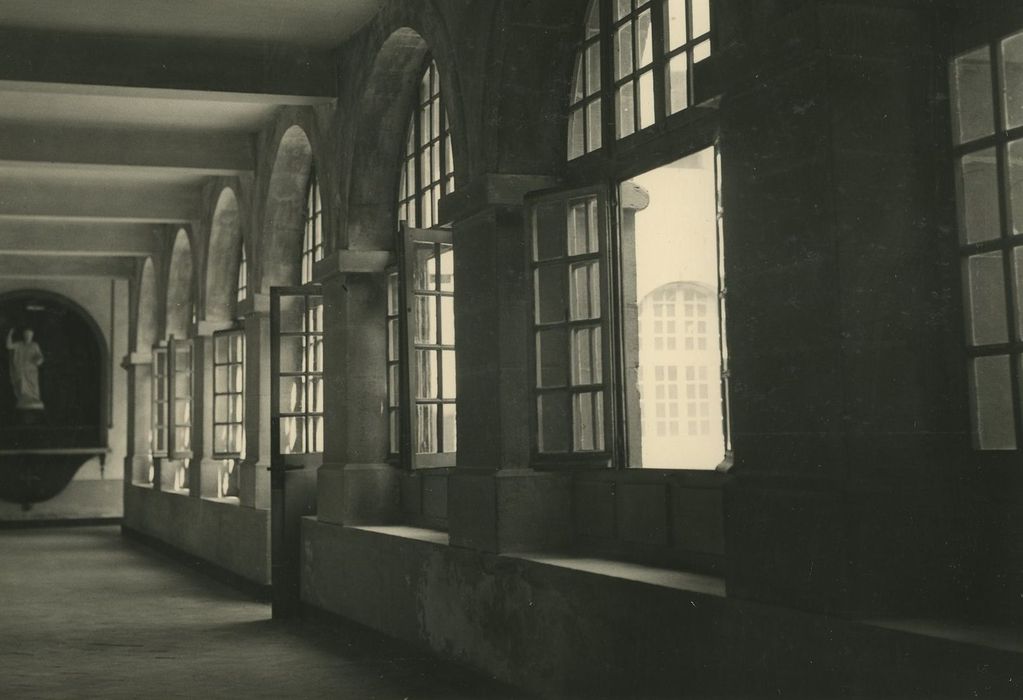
[0,1,382,279]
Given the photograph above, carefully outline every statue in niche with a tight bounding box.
[6,328,44,410]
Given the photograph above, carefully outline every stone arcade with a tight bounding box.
[0,1,1020,697]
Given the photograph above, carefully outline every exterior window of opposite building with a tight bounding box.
[951,30,1023,449]
[301,168,323,286]
[568,0,712,159]
[390,58,457,468]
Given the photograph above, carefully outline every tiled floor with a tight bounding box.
[0,526,525,699]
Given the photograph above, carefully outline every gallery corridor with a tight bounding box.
[0,526,521,699]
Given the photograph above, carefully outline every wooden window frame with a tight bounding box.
[301,169,323,285]
[212,328,245,459]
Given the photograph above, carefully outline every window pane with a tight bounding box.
[585,0,600,37]
[214,335,229,364]
[1003,32,1023,130]
[571,325,602,386]
[279,296,305,333]
[617,81,636,139]
[693,40,710,64]
[568,198,599,256]
[441,350,457,399]
[442,405,457,453]
[537,327,569,387]
[615,22,634,80]
[279,335,305,373]
[280,376,306,414]
[952,47,995,144]
[414,295,437,344]
[281,416,305,454]
[538,392,570,452]
[957,149,1002,244]
[965,251,1008,346]
[586,42,601,95]
[637,10,653,68]
[440,296,455,344]
[638,70,655,129]
[666,54,689,115]
[665,0,687,50]
[628,147,725,469]
[1008,140,1023,234]
[971,355,1016,449]
[569,109,585,160]
[415,350,439,399]
[388,319,399,361]
[535,265,568,324]
[413,243,435,291]
[573,391,604,451]
[570,261,601,320]
[586,100,603,152]
[614,0,631,22]
[692,0,710,37]
[438,246,454,292]
[415,404,438,454]
[534,202,566,261]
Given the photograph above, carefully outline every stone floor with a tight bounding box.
[0,526,526,699]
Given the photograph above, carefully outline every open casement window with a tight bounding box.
[168,337,194,460]
[270,287,324,468]
[236,245,247,305]
[387,224,457,469]
[301,170,323,286]
[528,145,730,470]
[950,30,1023,450]
[212,329,245,457]
[151,345,169,459]
[567,0,713,160]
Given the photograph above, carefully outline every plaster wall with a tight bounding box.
[0,277,128,521]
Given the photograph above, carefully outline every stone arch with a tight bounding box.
[136,257,158,352]
[205,186,242,322]
[165,228,194,340]
[260,125,313,290]
[345,21,468,249]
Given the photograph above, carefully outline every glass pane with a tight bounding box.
[570,261,601,320]
[308,376,323,413]
[586,42,601,96]
[232,366,244,393]
[279,335,306,373]
[638,70,655,129]
[568,197,599,255]
[280,376,306,413]
[617,81,636,139]
[174,372,191,399]
[440,296,455,344]
[414,295,437,344]
[442,405,457,453]
[537,328,569,388]
[636,10,653,69]
[214,395,230,422]
[571,326,602,386]
[665,0,687,50]
[415,404,438,454]
[175,428,191,452]
[308,297,324,333]
[615,0,631,22]
[279,295,305,333]
[573,391,603,451]
[538,392,570,452]
[693,40,710,63]
[214,335,229,364]
[387,272,399,315]
[615,21,634,80]
[965,251,1008,345]
[1008,140,1023,234]
[535,264,568,324]
[970,355,1016,449]
[534,202,566,261]
[310,416,324,453]
[175,399,191,425]
[952,47,994,144]
[568,109,585,161]
[388,318,400,361]
[692,0,710,36]
[214,426,228,454]
[438,246,454,292]
[585,0,601,38]
[586,100,603,152]
[441,350,457,399]
[389,409,399,454]
[1004,33,1023,129]
[957,149,1001,244]
[388,364,400,407]
[415,350,439,399]
[281,416,305,454]
[667,54,689,115]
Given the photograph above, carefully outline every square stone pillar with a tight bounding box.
[440,174,574,554]
[239,295,271,509]
[313,250,399,526]
[122,352,154,486]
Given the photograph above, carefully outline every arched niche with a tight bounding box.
[261,125,312,290]
[136,257,158,352]
[346,27,438,249]
[0,289,107,449]
[165,228,194,340]
[205,187,242,322]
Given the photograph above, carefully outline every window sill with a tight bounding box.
[202,495,240,506]
[348,524,449,546]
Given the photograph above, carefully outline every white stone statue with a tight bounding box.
[6,328,44,410]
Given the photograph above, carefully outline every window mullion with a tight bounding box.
[398,226,416,468]
[650,0,668,125]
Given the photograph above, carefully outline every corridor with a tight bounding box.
[0,526,521,699]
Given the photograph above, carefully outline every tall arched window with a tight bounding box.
[236,244,247,305]
[389,58,458,468]
[568,0,712,159]
[301,168,323,285]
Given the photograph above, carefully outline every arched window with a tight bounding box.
[398,60,455,229]
[301,168,323,285]
[568,0,712,159]
[389,58,458,467]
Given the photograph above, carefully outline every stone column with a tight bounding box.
[717,0,962,616]
[238,295,272,509]
[122,352,153,487]
[442,174,574,553]
[314,250,398,526]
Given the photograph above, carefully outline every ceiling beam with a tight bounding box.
[0,221,158,257]
[0,29,336,100]
[0,255,135,279]
[0,124,254,176]
[0,179,199,223]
